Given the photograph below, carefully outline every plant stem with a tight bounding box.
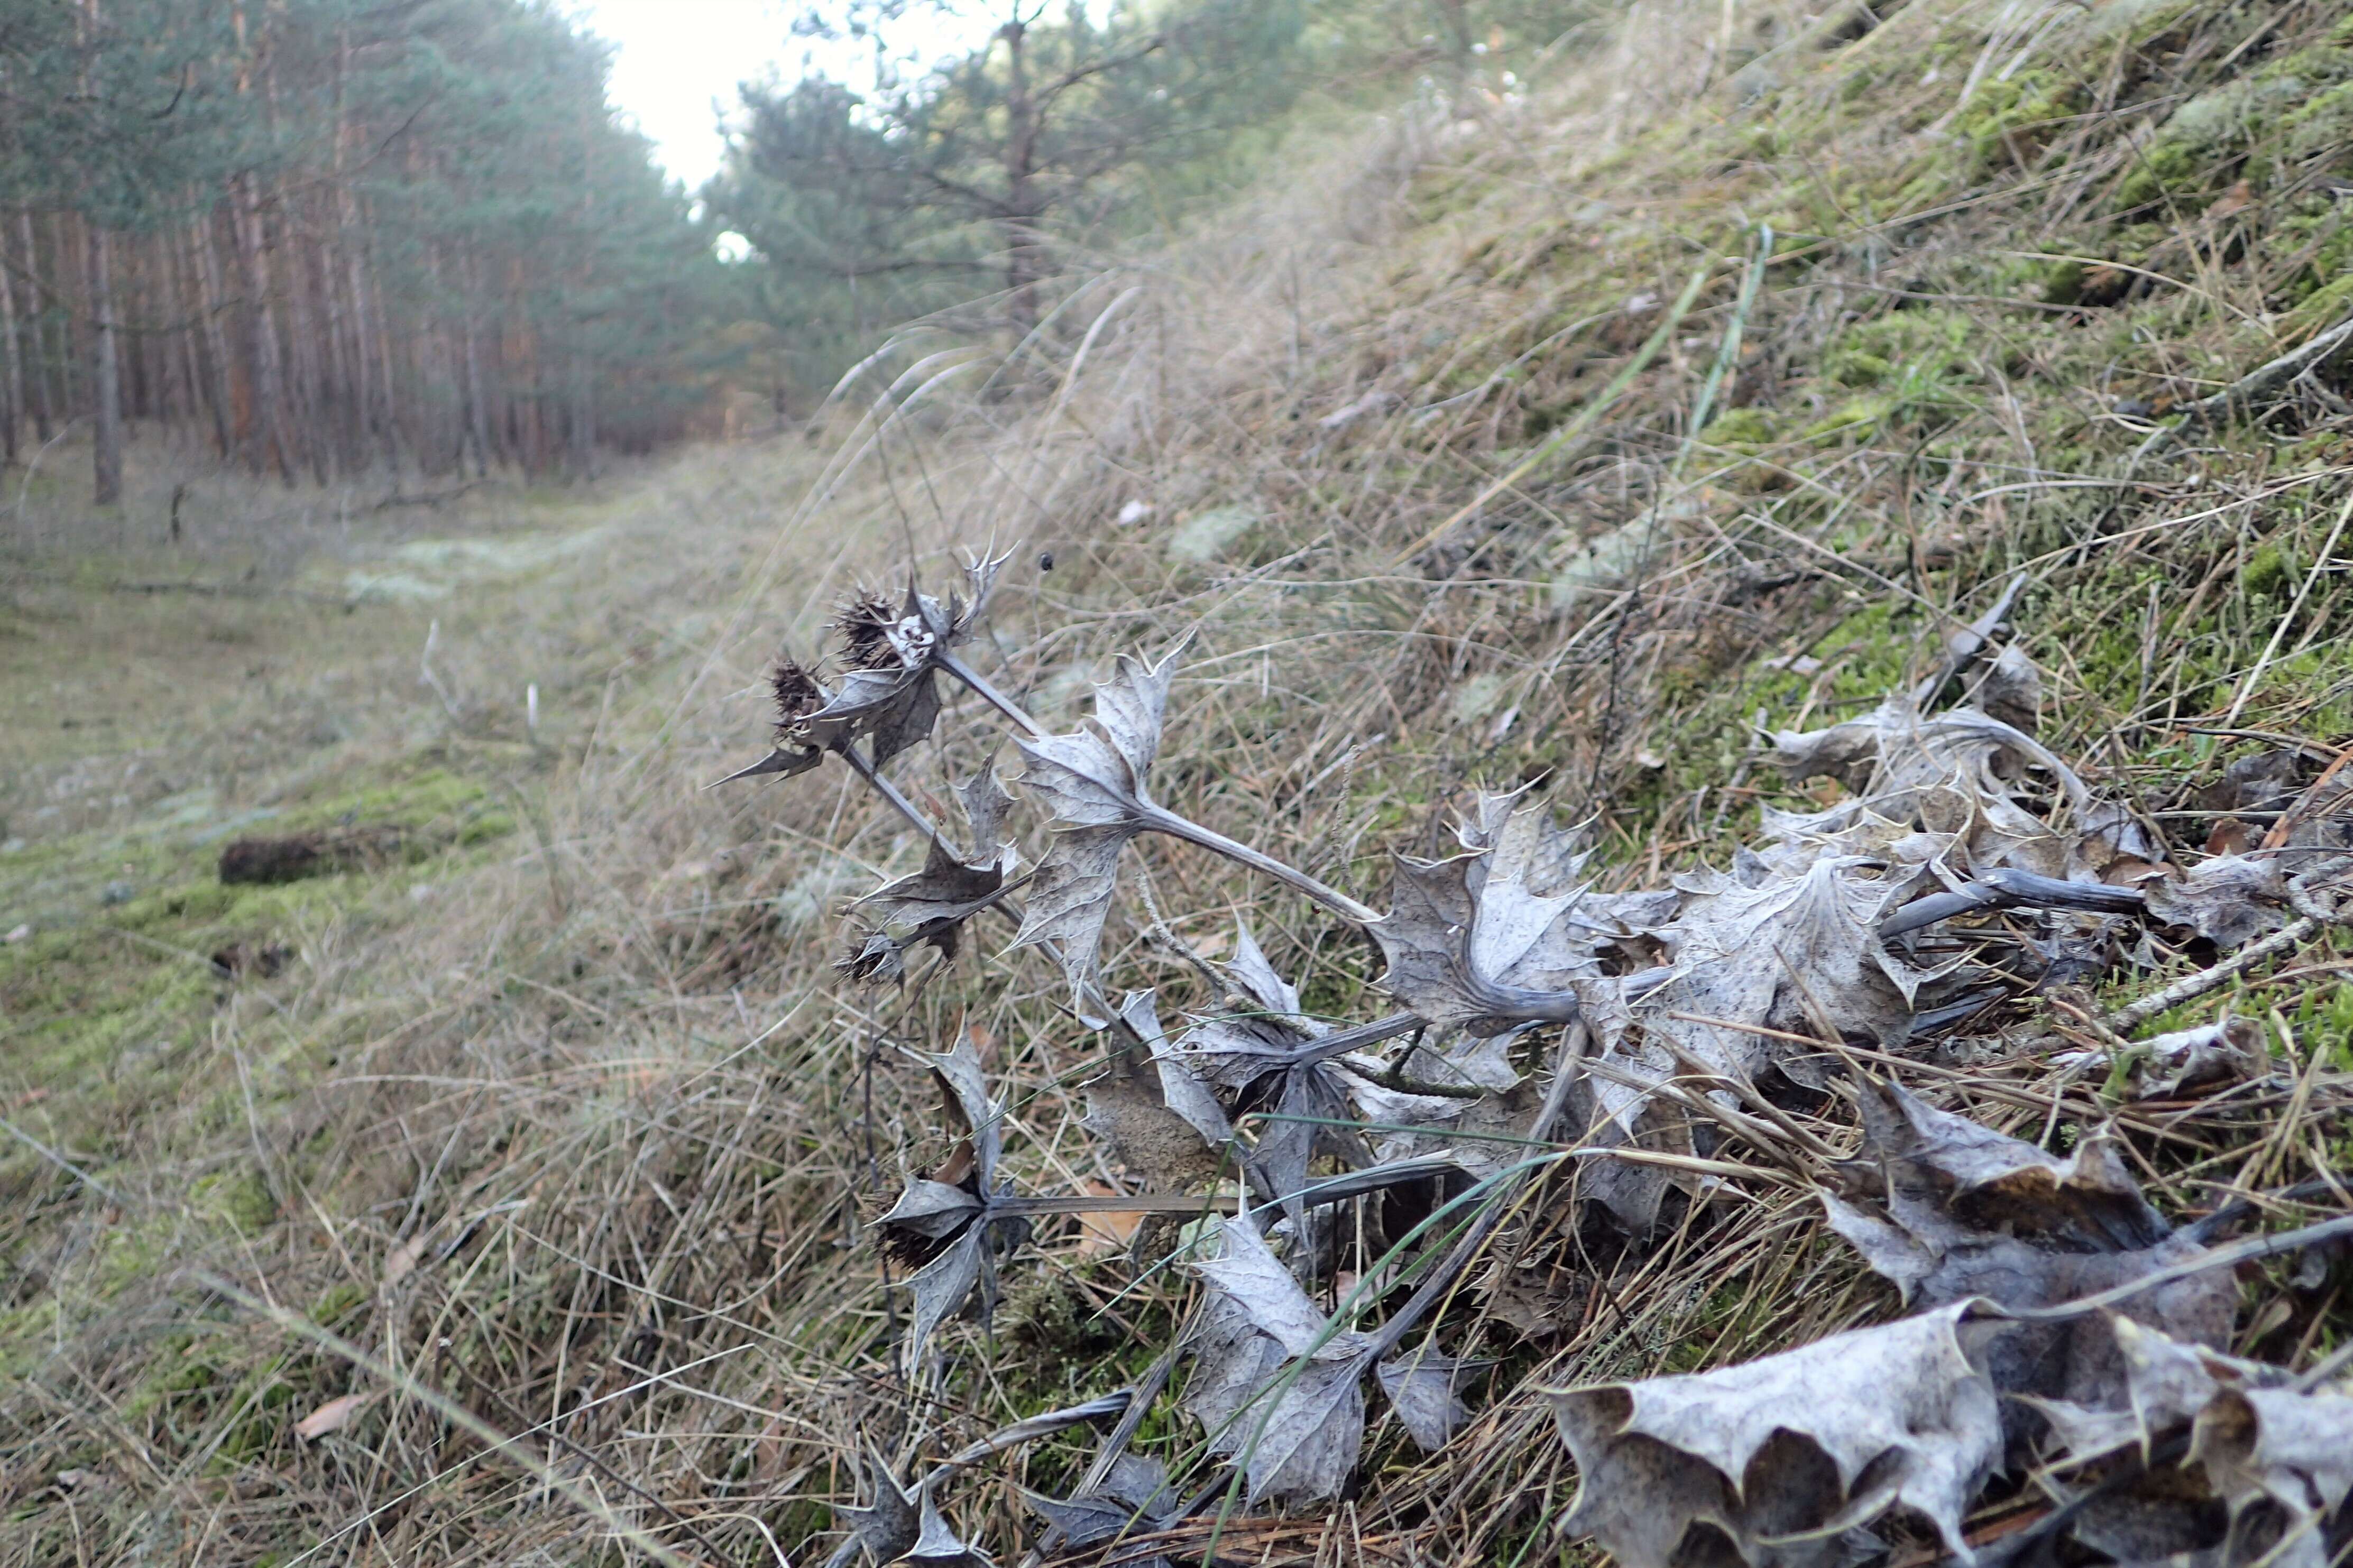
[936,649,1045,738]
[836,742,949,844]
[1145,805,1381,925]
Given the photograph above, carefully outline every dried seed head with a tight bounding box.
[837,928,908,986]
[770,658,822,734]
[834,592,902,671]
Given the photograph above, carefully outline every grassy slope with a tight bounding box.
[6,0,2353,1562]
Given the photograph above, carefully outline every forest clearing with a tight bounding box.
[6,1,2353,1565]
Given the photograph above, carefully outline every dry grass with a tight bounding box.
[7,0,2353,1563]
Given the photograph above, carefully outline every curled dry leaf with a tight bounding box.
[844,764,1019,984]
[875,1034,1028,1364]
[1012,647,1179,1023]
[2138,853,2292,948]
[1767,695,2092,877]
[1817,1078,2233,1406]
[2052,1015,2262,1100]
[1370,794,1660,1036]
[2027,1316,2353,1568]
[1550,1302,2003,1568]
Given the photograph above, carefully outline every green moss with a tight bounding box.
[2241,544,2294,598]
[1954,71,2085,173]
[1701,406,1784,450]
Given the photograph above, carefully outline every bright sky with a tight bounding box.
[571,1,986,193]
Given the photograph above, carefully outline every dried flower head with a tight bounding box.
[834,592,903,671]
[769,657,822,734]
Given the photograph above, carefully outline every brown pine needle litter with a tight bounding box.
[9,1,2353,1565]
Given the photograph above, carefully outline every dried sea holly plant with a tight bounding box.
[728,553,2353,1566]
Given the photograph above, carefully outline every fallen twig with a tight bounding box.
[2132,309,2353,466]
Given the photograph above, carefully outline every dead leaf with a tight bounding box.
[1369,795,1652,1035]
[1818,1078,2235,1406]
[844,764,1019,984]
[876,1033,1030,1364]
[2052,1016,2261,1100]
[1766,695,2090,875]
[1182,1213,1478,1507]
[295,1392,368,1440]
[1012,647,1180,1023]
[826,1443,921,1568]
[2025,1316,2353,1568]
[1023,1451,1177,1550]
[1161,926,1373,1216]
[1548,1302,2003,1568]
[2140,854,2292,948]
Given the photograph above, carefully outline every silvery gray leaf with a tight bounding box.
[1182,1288,1290,1447]
[843,764,1018,984]
[854,764,1017,930]
[1547,1303,2003,1568]
[1011,648,1181,1018]
[714,744,825,787]
[1637,856,1934,1090]
[1977,643,2041,735]
[827,1443,920,1568]
[1239,1352,1368,1508]
[906,1492,992,1568]
[1376,1350,1481,1452]
[2140,853,2292,948]
[903,1235,984,1369]
[1021,1453,1176,1549]
[1368,797,1624,1034]
[1014,826,1132,1026]
[911,1033,1004,1187]
[1182,1213,1473,1508]
[877,1179,984,1243]
[1340,1068,1528,1185]
[1821,1077,2234,1408]
[1765,696,2090,875]
[800,663,944,767]
[1193,1209,1332,1355]
[1226,922,1308,1019]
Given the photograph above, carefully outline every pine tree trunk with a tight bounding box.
[231,173,296,483]
[0,226,22,467]
[86,221,123,505]
[19,213,53,442]
[193,207,250,468]
[178,215,232,458]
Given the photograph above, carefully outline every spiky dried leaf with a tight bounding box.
[1023,1452,1177,1549]
[2140,854,2292,947]
[2027,1317,2353,1568]
[1548,1303,2003,1568]
[1183,1215,1477,1507]
[1818,1078,2234,1405]
[841,765,1019,985]
[876,1035,1030,1364]
[1368,797,1634,1035]
[1767,696,2091,876]
[826,1444,921,1568]
[1012,648,1178,1022]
